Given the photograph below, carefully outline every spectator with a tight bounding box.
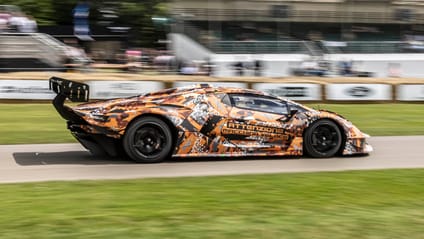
[300,59,318,70]
[153,52,175,72]
[339,60,353,76]
[204,57,215,76]
[0,11,10,32]
[20,15,37,33]
[233,61,244,76]
[180,61,198,75]
[126,49,142,63]
[8,12,27,32]
[254,59,263,76]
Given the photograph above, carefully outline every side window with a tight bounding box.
[230,95,288,114]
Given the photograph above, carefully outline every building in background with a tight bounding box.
[167,0,424,77]
[169,0,424,43]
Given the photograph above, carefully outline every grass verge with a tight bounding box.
[0,104,76,144]
[1,169,424,239]
[0,103,423,144]
[307,103,424,136]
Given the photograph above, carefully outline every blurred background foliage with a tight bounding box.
[0,0,170,47]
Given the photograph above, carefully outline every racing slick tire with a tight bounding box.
[303,119,342,158]
[123,116,173,163]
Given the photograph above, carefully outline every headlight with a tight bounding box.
[90,108,109,122]
[90,113,109,122]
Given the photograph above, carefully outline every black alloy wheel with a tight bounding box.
[123,116,173,163]
[304,119,343,158]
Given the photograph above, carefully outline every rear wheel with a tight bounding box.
[123,116,173,163]
[304,119,342,158]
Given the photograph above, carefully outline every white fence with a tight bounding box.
[1,79,423,102]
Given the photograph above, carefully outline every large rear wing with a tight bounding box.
[49,77,89,122]
[49,77,89,102]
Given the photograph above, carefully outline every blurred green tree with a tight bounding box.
[0,0,170,47]
[114,1,170,47]
[0,0,55,25]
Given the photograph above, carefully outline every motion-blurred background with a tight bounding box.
[1,4,424,238]
[1,0,424,77]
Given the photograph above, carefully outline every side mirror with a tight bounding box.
[278,109,298,122]
[289,109,298,118]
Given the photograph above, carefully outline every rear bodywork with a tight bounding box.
[50,77,372,158]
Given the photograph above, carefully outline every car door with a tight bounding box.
[221,94,294,153]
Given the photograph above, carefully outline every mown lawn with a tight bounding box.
[0,103,423,144]
[0,169,424,239]
[307,103,424,136]
[0,104,75,144]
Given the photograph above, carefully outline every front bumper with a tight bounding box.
[343,136,373,155]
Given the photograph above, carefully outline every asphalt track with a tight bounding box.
[0,136,423,184]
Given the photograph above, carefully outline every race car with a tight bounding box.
[50,77,372,163]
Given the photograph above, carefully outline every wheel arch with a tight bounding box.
[124,113,179,153]
[303,117,347,156]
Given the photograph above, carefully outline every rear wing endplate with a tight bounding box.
[49,77,89,102]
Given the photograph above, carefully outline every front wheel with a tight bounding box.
[123,116,173,163]
[304,119,343,158]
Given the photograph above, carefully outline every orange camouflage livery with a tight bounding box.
[50,77,372,163]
